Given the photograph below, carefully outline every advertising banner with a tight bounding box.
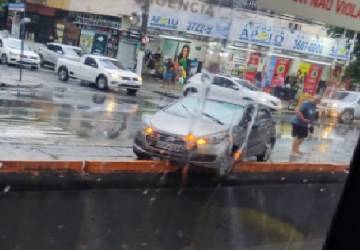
[271,58,291,87]
[80,30,95,54]
[303,64,323,95]
[230,18,352,61]
[257,0,360,32]
[245,53,261,81]
[148,0,232,39]
[261,56,277,88]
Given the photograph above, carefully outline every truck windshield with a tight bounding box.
[63,47,81,57]
[98,59,127,70]
[236,79,259,91]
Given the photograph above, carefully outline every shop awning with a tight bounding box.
[26,3,56,17]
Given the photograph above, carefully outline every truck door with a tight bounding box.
[80,57,99,82]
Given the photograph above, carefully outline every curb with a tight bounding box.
[0,81,43,89]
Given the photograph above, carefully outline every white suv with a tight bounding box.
[320,91,360,123]
[38,43,82,67]
[183,74,282,111]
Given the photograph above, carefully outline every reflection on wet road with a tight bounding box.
[0,65,358,162]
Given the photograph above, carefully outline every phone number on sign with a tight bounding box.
[292,39,324,54]
[187,22,213,35]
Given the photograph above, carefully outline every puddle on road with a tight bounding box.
[0,91,164,143]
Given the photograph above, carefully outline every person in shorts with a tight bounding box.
[290,96,321,156]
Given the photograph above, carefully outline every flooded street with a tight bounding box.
[0,65,358,163]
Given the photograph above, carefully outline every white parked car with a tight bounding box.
[57,55,142,95]
[183,74,282,111]
[0,38,40,70]
[320,91,360,123]
[38,42,82,67]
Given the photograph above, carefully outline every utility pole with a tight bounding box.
[136,0,150,76]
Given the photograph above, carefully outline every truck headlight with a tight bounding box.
[138,76,142,81]
[331,103,338,108]
[109,73,120,80]
[192,133,228,146]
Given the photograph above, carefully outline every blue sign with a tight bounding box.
[149,15,179,30]
[8,3,25,12]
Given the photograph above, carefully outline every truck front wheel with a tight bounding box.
[58,67,69,82]
[96,75,108,90]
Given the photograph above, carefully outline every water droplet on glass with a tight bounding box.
[178,231,184,238]
[320,188,325,192]
[140,242,147,247]
[96,177,102,182]
[57,224,64,230]
[0,162,3,168]
[344,169,350,174]
[121,244,130,250]
[177,189,183,195]
[3,185,10,193]
[58,174,65,178]
[281,177,286,181]
[150,196,156,202]
[143,189,149,195]
[303,179,308,183]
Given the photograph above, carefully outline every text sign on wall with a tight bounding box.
[257,0,360,32]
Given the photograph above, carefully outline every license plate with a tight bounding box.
[156,141,184,152]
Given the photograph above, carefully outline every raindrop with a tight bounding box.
[121,244,130,250]
[140,242,148,247]
[177,189,183,195]
[0,162,3,168]
[143,189,149,195]
[320,188,325,192]
[178,231,184,238]
[96,177,102,182]
[58,174,65,178]
[3,185,10,193]
[281,177,286,181]
[150,196,156,202]
[303,179,308,183]
[344,169,350,174]
[57,224,64,230]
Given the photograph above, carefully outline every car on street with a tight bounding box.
[0,38,40,70]
[133,94,276,175]
[320,91,360,123]
[183,73,282,111]
[57,54,142,95]
[38,42,82,67]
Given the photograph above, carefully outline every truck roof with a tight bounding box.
[83,54,117,60]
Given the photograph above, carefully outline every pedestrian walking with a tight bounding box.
[162,58,174,89]
[290,96,321,157]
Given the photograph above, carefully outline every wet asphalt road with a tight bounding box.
[0,64,358,164]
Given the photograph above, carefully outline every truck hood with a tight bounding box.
[106,69,139,78]
[248,91,282,110]
[150,111,229,137]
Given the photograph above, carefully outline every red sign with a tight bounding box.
[245,53,261,81]
[304,64,323,95]
[271,58,291,87]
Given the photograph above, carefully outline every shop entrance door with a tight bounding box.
[117,40,136,71]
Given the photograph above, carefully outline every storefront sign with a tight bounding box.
[304,64,323,95]
[149,13,179,30]
[231,17,352,61]
[257,0,360,32]
[148,0,231,39]
[73,13,121,30]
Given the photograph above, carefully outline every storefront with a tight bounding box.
[66,12,122,56]
[227,12,354,95]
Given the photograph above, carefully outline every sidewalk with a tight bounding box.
[0,72,43,89]
[142,77,181,98]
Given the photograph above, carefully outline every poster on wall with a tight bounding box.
[303,64,323,95]
[92,34,108,55]
[271,58,291,87]
[261,56,277,88]
[245,53,261,81]
[80,30,95,54]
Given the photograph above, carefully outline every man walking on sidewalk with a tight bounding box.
[290,96,321,157]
